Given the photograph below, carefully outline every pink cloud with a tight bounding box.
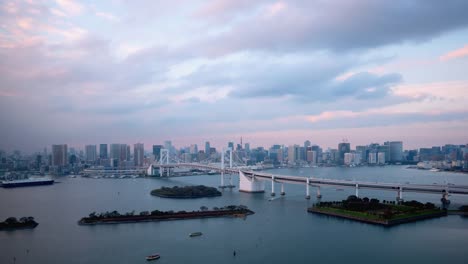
[440,44,468,61]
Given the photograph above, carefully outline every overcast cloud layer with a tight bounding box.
[1,0,468,152]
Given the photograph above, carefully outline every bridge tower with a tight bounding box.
[159,149,170,177]
[219,147,235,188]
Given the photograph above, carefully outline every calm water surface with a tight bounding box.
[1,166,468,264]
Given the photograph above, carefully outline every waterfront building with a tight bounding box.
[344,153,353,165]
[356,145,368,163]
[368,152,377,164]
[85,145,97,163]
[378,152,386,164]
[338,142,351,165]
[99,144,108,159]
[134,143,144,166]
[385,141,403,162]
[307,150,317,164]
[52,144,68,166]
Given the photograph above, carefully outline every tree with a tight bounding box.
[200,206,208,211]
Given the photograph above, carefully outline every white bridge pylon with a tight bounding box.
[161,149,170,176]
[220,147,235,189]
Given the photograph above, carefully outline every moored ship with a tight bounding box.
[1,178,54,188]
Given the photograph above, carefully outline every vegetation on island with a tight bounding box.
[79,205,253,225]
[151,185,222,198]
[0,217,38,230]
[309,195,444,226]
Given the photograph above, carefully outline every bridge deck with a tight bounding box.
[155,163,468,195]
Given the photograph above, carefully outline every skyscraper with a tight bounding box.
[304,140,311,149]
[52,144,68,166]
[134,143,144,166]
[228,142,234,150]
[338,142,351,165]
[99,144,108,159]
[205,141,210,155]
[152,145,163,161]
[386,141,403,163]
[85,145,97,162]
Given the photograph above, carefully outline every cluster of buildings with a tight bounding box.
[1,140,467,176]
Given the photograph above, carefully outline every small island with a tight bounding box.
[151,185,222,198]
[78,205,253,225]
[0,217,38,230]
[308,196,446,226]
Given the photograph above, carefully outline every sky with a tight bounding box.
[1,0,468,153]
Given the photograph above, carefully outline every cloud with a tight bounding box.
[55,0,84,16]
[440,44,468,61]
[192,0,468,56]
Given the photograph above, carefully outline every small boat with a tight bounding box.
[146,254,160,261]
[189,232,202,237]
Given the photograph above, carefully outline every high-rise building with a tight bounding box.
[378,152,386,164]
[338,142,351,165]
[134,143,144,166]
[99,144,108,159]
[190,144,198,154]
[205,142,210,155]
[356,145,368,163]
[304,140,311,149]
[228,142,234,150]
[288,145,300,163]
[245,143,250,152]
[52,144,68,166]
[85,145,97,162]
[152,145,163,161]
[110,144,120,160]
[164,140,172,154]
[377,145,390,162]
[385,141,403,163]
[307,150,317,164]
[368,152,377,164]
[109,144,129,163]
[126,145,131,161]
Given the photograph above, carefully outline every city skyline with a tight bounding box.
[1,1,468,152]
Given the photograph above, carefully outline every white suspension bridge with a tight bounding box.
[147,148,468,202]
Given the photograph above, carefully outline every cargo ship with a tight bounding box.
[1,178,54,188]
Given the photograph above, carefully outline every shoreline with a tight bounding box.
[308,207,447,227]
[79,209,254,225]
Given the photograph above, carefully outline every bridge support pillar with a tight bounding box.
[355,184,359,198]
[306,178,311,199]
[220,171,225,188]
[281,183,285,196]
[271,176,275,196]
[239,171,265,193]
[316,186,322,199]
[441,192,450,206]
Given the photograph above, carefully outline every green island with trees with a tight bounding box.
[151,185,222,198]
[0,217,38,230]
[78,205,253,225]
[308,196,447,226]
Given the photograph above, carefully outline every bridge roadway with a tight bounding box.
[157,163,468,196]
